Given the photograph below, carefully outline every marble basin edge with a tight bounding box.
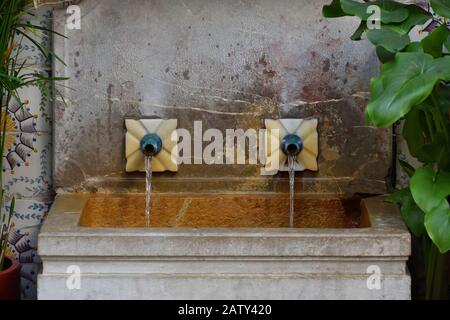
[37,193,411,299]
[38,194,410,258]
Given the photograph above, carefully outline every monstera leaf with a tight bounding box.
[425,199,450,253]
[430,0,450,17]
[365,52,450,127]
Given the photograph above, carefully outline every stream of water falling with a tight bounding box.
[145,155,153,227]
[287,154,296,228]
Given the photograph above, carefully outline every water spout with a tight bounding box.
[280,134,303,228]
[140,134,163,226]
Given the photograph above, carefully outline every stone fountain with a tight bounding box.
[37,0,410,299]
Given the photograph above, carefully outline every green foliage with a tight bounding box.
[366,28,410,52]
[425,199,450,253]
[365,53,450,127]
[388,187,425,237]
[323,0,450,299]
[430,0,450,17]
[422,24,450,57]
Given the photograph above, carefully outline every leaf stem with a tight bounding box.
[431,91,450,152]
[424,110,436,142]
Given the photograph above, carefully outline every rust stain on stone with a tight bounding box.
[80,194,362,228]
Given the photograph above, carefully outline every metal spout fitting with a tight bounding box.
[280,134,303,156]
[140,134,162,157]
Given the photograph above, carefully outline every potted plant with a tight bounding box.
[0,197,18,300]
[322,0,450,299]
[0,0,67,299]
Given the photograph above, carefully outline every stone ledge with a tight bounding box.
[38,273,411,300]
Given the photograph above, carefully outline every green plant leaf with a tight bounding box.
[425,199,450,253]
[403,109,425,158]
[401,190,426,237]
[445,35,450,51]
[388,187,425,237]
[410,167,450,212]
[323,0,346,17]
[435,82,450,114]
[17,23,68,39]
[399,159,415,177]
[387,187,410,204]
[430,0,450,18]
[405,42,424,52]
[367,28,410,52]
[365,52,450,127]
[340,0,409,23]
[350,21,367,40]
[391,5,432,34]
[375,46,396,63]
[422,24,450,58]
[417,134,450,169]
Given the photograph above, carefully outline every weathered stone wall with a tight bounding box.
[53,0,390,194]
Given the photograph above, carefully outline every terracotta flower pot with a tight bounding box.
[0,256,21,300]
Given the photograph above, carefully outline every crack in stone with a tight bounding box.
[283,91,371,107]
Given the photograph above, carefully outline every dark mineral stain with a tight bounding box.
[263,69,276,78]
[98,71,102,77]
[165,67,170,73]
[322,58,330,72]
[182,69,190,80]
[259,54,268,66]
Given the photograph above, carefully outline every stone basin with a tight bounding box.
[38,194,410,300]
[79,194,363,229]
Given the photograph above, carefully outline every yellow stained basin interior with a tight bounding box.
[79,194,365,228]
